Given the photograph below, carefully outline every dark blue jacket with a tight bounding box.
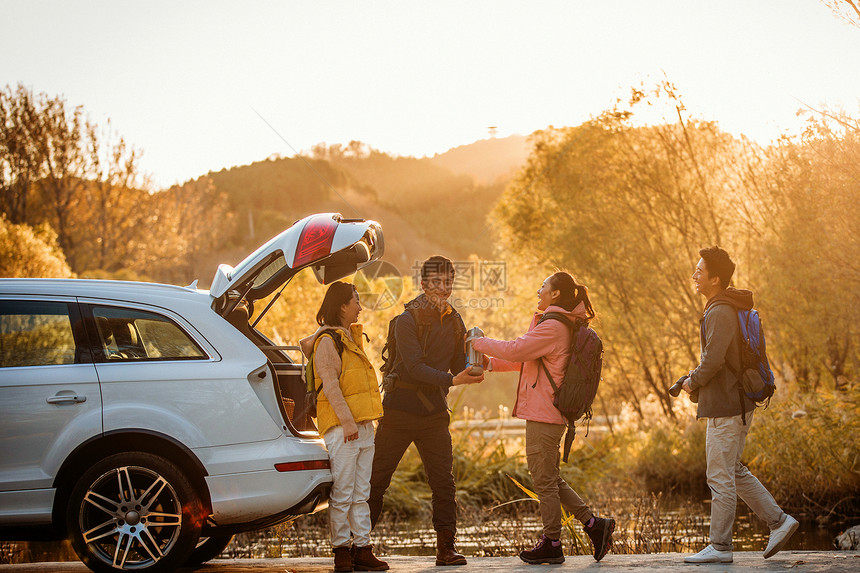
[383,294,466,416]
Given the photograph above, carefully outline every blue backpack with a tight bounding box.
[736,309,776,403]
[702,305,776,409]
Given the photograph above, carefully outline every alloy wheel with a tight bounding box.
[67,452,202,573]
[79,465,182,568]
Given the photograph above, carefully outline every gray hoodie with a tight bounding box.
[689,288,758,419]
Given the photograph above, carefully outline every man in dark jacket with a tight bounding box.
[681,246,798,564]
[368,255,483,566]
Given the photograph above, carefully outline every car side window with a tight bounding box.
[90,306,207,361]
[0,301,80,367]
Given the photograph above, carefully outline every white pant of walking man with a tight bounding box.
[685,412,799,563]
[684,247,798,564]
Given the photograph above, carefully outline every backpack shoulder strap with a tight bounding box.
[406,307,432,358]
[538,357,560,393]
[318,331,345,355]
[311,332,346,392]
[538,312,575,331]
[380,315,399,372]
[539,312,589,346]
[535,313,579,392]
[450,308,466,352]
[450,307,465,330]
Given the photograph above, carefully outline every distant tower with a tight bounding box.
[488,126,498,138]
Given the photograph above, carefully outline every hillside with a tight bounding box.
[429,134,530,184]
[200,139,528,276]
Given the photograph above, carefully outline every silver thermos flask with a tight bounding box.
[465,327,485,375]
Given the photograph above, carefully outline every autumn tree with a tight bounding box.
[73,120,148,273]
[141,176,236,284]
[741,107,860,392]
[494,82,753,420]
[0,215,71,278]
[821,0,860,28]
[0,84,43,224]
[0,85,149,275]
[33,95,92,269]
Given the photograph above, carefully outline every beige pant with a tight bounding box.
[705,411,785,551]
[525,420,594,539]
[324,421,375,548]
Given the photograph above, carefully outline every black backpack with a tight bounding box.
[379,305,465,411]
[380,307,427,385]
[537,312,604,462]
[302,332,344,419]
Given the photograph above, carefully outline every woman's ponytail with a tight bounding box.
[549,271,595,321]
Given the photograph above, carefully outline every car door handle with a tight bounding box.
[46,394,87,404]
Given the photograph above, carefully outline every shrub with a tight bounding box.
[745,385,860,518]
[628,421,708,497]
[0,216,71,278]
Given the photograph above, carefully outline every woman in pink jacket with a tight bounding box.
[471,271,615,564]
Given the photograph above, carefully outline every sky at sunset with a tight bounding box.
[2,0,859,189]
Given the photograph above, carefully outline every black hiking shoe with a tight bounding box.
[518,534,565,565]
[584,516,615,562]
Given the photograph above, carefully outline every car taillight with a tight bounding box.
[275,460,331,472]
[293,215,338,268]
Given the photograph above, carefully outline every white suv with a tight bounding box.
[0,213,385,573]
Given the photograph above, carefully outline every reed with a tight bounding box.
[744,385,860,520]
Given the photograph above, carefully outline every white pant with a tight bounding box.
[705,411,784,551]
[323,421,376,548]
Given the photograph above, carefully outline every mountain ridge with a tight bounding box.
[194,136,531,276]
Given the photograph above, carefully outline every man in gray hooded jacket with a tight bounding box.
[680,246,798,564]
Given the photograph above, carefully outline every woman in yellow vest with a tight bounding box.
[300,281,387,572]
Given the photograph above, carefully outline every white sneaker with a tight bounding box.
[684,544,733,563]
[764,514,799,558]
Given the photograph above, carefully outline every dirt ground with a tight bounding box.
[1,551,858,572]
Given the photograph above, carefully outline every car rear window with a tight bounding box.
[91,306,207,361]
[252,253,287,289]
[0,301,77,367]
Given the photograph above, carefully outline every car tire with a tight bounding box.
[185,534,234,565]
[66,451,204,573]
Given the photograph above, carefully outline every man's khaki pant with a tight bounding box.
[526,420,594,539]
[705,411,785,551]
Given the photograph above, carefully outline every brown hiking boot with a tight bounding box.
[584,516,616,562]
[353,545,389,571]
[333,546,353,572]
[435,529,467,566]
[518,534,565,564]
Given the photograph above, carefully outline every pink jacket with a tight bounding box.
[471,304,587,425]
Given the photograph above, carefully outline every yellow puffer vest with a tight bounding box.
[313,324,383,437]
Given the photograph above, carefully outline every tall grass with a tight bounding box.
[745,386,860,520]
[506,474,591,554]
[624,420,709,497]
[452,386,860,523]
[604,385,860,521]
[215,388,860,560]
[376,420,531,520]
[205,386,860,561]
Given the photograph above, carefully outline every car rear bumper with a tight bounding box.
[204,481,331,534]
[205,466,331,528]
